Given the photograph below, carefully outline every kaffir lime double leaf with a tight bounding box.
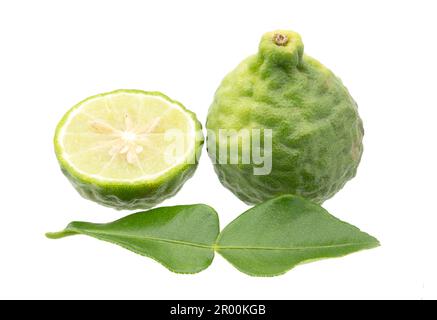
[47,195,379,276]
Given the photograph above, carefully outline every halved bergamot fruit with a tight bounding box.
[54,89,203,210]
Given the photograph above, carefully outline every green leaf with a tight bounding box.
[216,195,380,276]
[47,196,379,276]
[46,204,219,274]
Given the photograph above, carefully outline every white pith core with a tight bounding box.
[58,93,196,182]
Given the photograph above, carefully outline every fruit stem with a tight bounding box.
[273,33,288,46]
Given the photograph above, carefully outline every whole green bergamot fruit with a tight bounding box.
[206,30,363,204]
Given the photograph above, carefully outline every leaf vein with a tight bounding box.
[70,229,214,249]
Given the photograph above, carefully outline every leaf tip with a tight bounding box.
[372,238,381,248]
[362,231,381,249]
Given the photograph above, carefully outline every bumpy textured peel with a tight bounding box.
[206,30,364,204]
[54,89,204,210]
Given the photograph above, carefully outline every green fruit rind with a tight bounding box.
[54,89,204,210]
[207,30,363,204]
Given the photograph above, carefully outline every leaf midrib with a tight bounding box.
[70,228,214,249]
[70,228,376,251]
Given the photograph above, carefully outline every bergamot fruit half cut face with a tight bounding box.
[55,89,203,210]
[206,30,363,204]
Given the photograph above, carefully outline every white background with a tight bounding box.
[1,0,436,300]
